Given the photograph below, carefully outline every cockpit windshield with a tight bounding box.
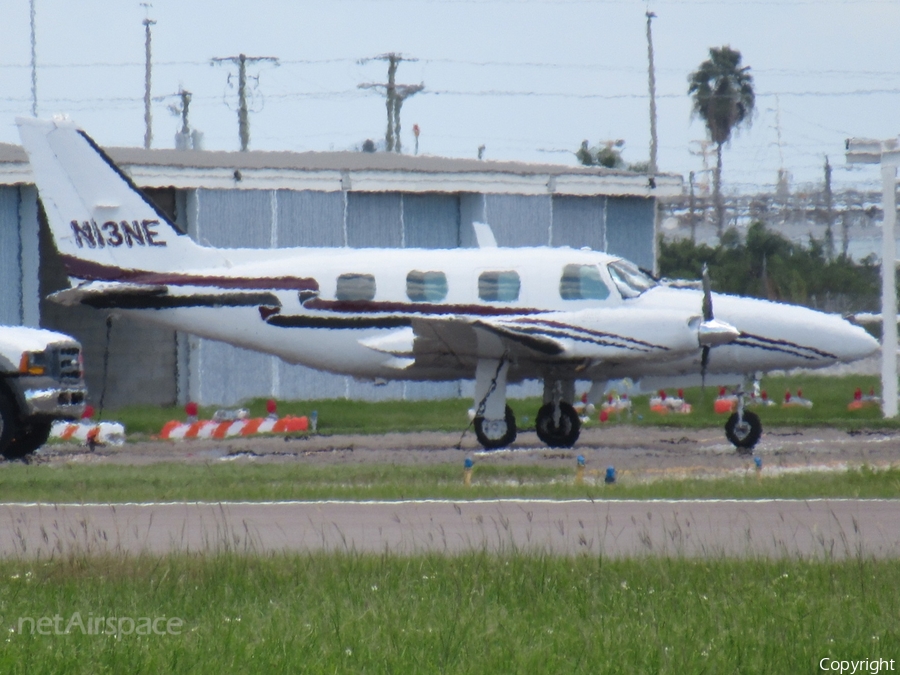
[607,259,658,298]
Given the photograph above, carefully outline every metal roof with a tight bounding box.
[0,141,682,198]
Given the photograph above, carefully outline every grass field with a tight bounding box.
[2,462,900,503]
[6,374,898,673]
[109,374,897,438]
[1,551,898,674]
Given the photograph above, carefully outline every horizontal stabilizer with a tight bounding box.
[48,281,281,311]
[48,281,167,307]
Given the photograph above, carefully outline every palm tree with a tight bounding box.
[688,46,755,237]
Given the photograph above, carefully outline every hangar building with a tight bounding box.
[0,142,681,407]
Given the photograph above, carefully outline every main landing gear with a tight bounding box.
[471,363,581,451]
[535,401,581,448]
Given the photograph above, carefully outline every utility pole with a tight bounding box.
[824,156,835,260]
[688,171,697,242]
[212,53,279,151]
[29,0,37,117]
[359,53,424,153]
[645,11,658,176]
[141,4,155,149]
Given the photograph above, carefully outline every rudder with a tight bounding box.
[17,117,222,282]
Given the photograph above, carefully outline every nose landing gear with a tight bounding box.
[724,388,763,454]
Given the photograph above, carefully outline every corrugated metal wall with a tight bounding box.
[485,194,551,247]
[276,190,344,247]
[404,193,459,249]
[605,197,656,271]
[347,193,402,248]
[551,196,606,250]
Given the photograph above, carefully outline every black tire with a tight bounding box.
[536,402,581,448]
[474,405,517,450]
[7,421,53,459]
[725,410,762,453]
[0,390,23,460]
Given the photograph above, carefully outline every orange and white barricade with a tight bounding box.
[159,415,309,440]
[50,420,126,446]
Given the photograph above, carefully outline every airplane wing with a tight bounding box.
[354,308,697,372]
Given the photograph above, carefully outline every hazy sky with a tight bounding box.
[0,0,897,193]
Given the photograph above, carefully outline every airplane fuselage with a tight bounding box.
[75,244,876,383]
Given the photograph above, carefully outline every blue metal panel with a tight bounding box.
[0,187,22,325]
[484,194,551,247]
[195,189,272,248]
[277,190,345,248]
[403,193,460,249]
[347,193,402,248]
[605,197,656,270]
[551,196,606,250]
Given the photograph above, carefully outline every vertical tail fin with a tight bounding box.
[17,116,224,283]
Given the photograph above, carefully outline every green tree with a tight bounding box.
[576,140,625,169]
[688,46,755,237]
[658,222,880,313]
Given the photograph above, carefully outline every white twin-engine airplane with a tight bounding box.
[18,116,879,452]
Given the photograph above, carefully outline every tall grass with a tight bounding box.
[0,551,897,673]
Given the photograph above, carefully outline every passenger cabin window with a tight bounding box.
[478,271,520,302]
[335,273,376,301]
[559,264,610,300]
[406,271,448,302]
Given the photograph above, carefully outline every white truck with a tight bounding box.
[0,327,88,459]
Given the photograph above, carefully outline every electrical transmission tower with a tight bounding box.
[358,53,424,153]
[211,53,279,151]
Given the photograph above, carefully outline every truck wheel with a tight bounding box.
[9,421,53,458]
[0,392,22,460]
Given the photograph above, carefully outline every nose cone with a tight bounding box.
[727,298,880,366]
[838,321,880,363]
